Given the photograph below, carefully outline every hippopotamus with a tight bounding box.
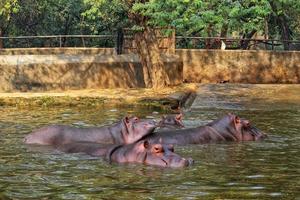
[143,113,267,145]
[24,114,185,146]
[24,116,157,145]
[56,140,194,168]
[157,113,184,130]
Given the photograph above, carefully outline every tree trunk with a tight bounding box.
[62,14,71,47]
[0,28,3,49]
[134,27,170,89]
[80,17,86,47]
[264,17,269,49]
[205,24,213,49]
[240,30,257,49]
[269,1,292,50]
[278,15,292,50]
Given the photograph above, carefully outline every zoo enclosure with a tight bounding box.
[1,34,300,51]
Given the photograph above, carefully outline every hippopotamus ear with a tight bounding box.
[175,113,185,128]
[123,116,130,124]
[175,113,183,121]
[233,115,242,130]
[234,116,241,124]
[122,116,131,130]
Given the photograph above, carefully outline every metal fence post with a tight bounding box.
[116,28,124,54]
[59,35,62,47]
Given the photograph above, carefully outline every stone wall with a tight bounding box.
[176,49,300,83]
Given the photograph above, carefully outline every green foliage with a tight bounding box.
[0,0,19,30]
[0,0,19,20]
[228,0,271,34]
[82,0,128,34]
[268,0,300,39]
[1,0,300,47]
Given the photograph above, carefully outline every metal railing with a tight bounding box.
[1,34,300,51]
[175,36,300,50]
[0,35,115,48]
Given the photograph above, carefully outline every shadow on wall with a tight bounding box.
[177,49,300,84]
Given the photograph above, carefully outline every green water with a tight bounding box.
[1,88,300,199]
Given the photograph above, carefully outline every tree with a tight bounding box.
[268,0,300,50]
[2,0,300,76]
[83,0,191,88]
[0,0,19,48]
[9,0,85,47]
[227,0,271,49]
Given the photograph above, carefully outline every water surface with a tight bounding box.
[0,84,300,199]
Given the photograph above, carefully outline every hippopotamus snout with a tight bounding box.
[166,156,194,168]
[254,130,268,141]
[154,144,193,168]
[226,114,268,141]
[158,114,185,129]
[246,125,267,141]
[143,119,157,129]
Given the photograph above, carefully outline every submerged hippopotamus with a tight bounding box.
[24,114,185,146]
[157,113,184,130]
[57,140,194,168]
[24,116,157,145]
[144,113,267,145]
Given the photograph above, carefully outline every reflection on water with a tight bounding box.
[0,85,300,199]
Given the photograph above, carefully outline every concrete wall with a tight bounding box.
[0,51,182,91]
[1,48,300,91]
[176,49,300,83]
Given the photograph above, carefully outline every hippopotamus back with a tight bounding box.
[24,116,157,145]
[144,113,267,145]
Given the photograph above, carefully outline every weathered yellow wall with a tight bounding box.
[176,49,300,83]
[1,48,299,91]
[0,50,182,91]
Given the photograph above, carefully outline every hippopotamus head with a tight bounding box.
[141,141,193,167]
[108,140,194,168]
[208,113,267,141]
[158,113,185,129]
[122,116,157,144]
